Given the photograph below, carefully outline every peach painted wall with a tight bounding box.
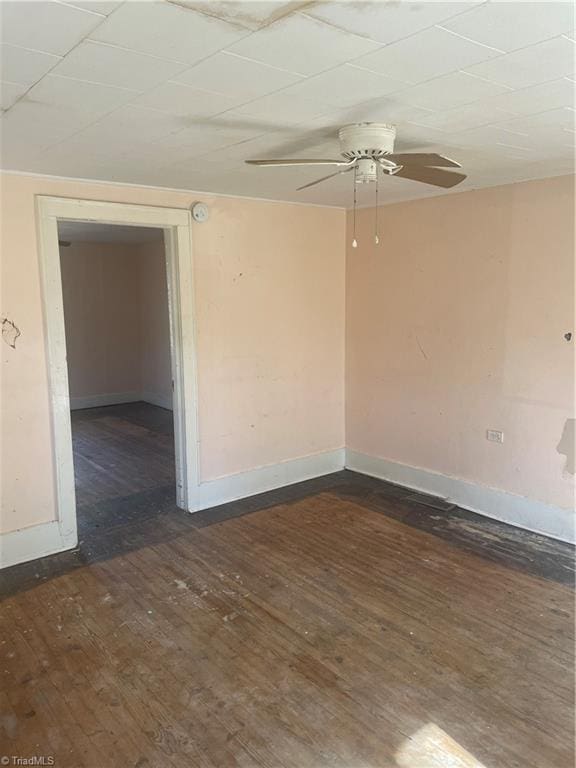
[346,175,575,510]
[61,238,173,408]
[60,241,142,402]
[138,239,173,409]
[0,172,345,534]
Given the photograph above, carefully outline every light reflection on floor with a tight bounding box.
[396,724,488,768]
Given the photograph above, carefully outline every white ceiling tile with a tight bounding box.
[464,36,575,90]
[487,77,575,116]
[2,1,573,206]
[71,104,186,144]
[146,124,261,162]
[225,12,381,76]
[24,147,158,183]
[440,145,535,177]
[166,153,240,174]
[340,99,435,128]
[0,44,61,86]
[279,65,408,110]
[412,102,517,133]
[395,71,511,111]
[502,107,575,134]
[134,81,244,118]
[173,52,303,100]
[444,124,535,152]
[441,2,575,52]
[287,137,341,159]
[352,25,504,85]
[22,121,182,179]
[203,128,316,164]
[24,74,138,117]
[196,112,273,142]
[150,162,255,193]
[393,123,455,152]
[50,41,187,91]
[23,141,123,171]
[160,112,281,155]
[1,100,96,155]
[0,80,27,110]
[306,2,479,45]
[90,1,248,64]
[496,108,576,150]
[218,118,340,161]
[276,107,350,132]
[231,90,336,126]
[0,0,104,56]
[62,1,123,15]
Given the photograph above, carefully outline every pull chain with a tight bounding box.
[374,168,380,245]
[352,166,358,249]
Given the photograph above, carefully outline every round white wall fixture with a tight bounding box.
[191,202,209,223]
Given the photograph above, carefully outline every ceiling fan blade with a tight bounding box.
[388,164,467,188]
[246,158,352,167]
[385,152,462,168]
[297,167,354,191]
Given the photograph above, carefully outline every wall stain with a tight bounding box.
[557,419,575,475]
[165,0,317,31]
[2,317,21,349]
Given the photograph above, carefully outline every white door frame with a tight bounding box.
[36,195,200,552]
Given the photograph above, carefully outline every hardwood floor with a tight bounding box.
[71,402,176,508]
[0,404,574,767]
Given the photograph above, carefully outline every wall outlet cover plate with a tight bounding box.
[486,429,504,443]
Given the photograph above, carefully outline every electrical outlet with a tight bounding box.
[486,429,504,444]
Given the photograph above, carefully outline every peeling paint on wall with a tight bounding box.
[2,318,21,349]
[557,419,575,475]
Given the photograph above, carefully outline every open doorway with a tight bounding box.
[36,197,199,557]
[58,222,176,528]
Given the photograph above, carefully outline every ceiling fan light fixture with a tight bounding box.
[355,158,378,184]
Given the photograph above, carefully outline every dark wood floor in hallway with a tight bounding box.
[1,404,574,768]
[71,402,176,509]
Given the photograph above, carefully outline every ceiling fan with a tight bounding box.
[245,123,466,191]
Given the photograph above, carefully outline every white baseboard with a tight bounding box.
[5,446,569,570]
[0,449,345,569]
[346,449,575,544]
[70,391,141,410]
[141,390,173,411]
[70,391,174,410]
[0,520,78,570]
[196,449,345,511]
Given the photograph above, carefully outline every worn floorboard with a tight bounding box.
[1,403,574,767]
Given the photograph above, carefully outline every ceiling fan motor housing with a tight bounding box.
[338,123,396,160]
